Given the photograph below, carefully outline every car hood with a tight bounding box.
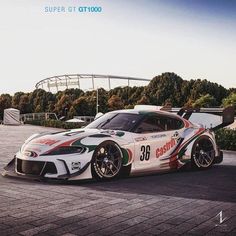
[20,128,127,156]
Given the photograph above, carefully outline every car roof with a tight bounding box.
[110,109,182,119]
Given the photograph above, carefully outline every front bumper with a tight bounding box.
[2,155,92,181]
[2,157,44,180]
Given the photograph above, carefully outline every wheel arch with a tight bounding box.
[191,133,217,169]
[190,133,218,158]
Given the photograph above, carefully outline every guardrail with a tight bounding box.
[20,113,58,121]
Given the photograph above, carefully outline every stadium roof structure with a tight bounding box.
[35,74,150,92]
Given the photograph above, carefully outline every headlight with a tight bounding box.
[41,146,86,156]
[23,151,38,158]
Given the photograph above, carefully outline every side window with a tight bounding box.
[135,115,165,133]
[160,117,184,131]
[135,115,184,133]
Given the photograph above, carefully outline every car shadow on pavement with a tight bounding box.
[2,164,235,203]
[72,164,236,203]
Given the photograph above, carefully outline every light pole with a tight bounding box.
[96,87,99,114]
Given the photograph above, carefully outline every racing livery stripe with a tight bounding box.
[168,128,206,169]
[121,148,133,165]
[183,119,191,128]
[171,128,205,158]
[41,137,85,155]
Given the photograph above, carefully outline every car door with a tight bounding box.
[132,113,183,173]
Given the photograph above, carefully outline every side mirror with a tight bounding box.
[95,112,104,120]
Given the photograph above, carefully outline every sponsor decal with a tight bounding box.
[172,131,182,143]
[71,161,81,170]
[156,139,176,158]
[172,131,179,139]
[151,134,166,139]
[135,137,147,142]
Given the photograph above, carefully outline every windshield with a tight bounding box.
[86,112,141,131]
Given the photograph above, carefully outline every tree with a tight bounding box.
[72,96,90,116]
[184,98,194,108]
[54,94,73,118]
[68,106,77,118]
[108,95,124,111]
[136,95,149,105]
[12,92,24,109]
[222,93,236,109]
[0,72,233,120]
[63,88,84,100]
[29,89,56,113]
[192,94,217,108]
[189,79,228,106]
[18,94,32,113]
[0,94,12,119]
[145,72,185,106]
[97,88,108,113]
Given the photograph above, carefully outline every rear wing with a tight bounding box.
[134,105,235,130]
[172,106,235,131]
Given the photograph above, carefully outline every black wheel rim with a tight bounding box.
[94,143,122,178]
[193,139,215,168]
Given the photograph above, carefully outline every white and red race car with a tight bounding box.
[3,105,234,181]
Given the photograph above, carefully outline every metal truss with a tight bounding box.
[35,74,150,92]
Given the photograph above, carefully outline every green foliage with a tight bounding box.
[136,95,149,105]
[108,95,124,111]
[72,96,91,116]
[222,92,236,109]
[145,73,184,106]
[25,120,82,129]
[54,94,73,117]
[192,94,217,108]
[12,92,25,109]
[215,128,236,151]
[0,94,12,118]
[189,79,228,104]
[97,88,108,113]
[0,72,234,121]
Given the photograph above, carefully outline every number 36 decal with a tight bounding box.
[140,145,150,161]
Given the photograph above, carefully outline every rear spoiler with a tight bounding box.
[165,106,235,131]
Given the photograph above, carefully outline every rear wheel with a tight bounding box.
[192,136,215,169]
[91,141,123,180]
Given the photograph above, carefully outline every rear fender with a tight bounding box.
[178,130,218,165]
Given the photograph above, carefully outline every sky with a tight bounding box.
[0,0,236,94]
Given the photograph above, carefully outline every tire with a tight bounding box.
[120,164,132,178]
[191,136,215,170]
[91,141,123,180]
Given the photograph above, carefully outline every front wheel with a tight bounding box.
[191,136,215,169]
[91,141,123,180]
